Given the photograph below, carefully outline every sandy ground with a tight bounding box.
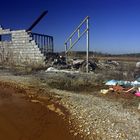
[0,81,81,140]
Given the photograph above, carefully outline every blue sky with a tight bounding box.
[0,0,140,54]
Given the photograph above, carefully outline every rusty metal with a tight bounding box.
[27,11,48,31]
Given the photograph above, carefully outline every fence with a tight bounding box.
[31,32,54,56]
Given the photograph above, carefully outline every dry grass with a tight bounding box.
[95,56,140,62]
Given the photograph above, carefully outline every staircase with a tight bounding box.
[11,30,45,66]
[0,26,46,67]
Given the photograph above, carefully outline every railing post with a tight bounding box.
[30,32,54,55]
[44,37,47,54]
[52,37,54,52]
[86,17,89,73]
[43,36,45,54]
[70,38,72,47]
[48,37,50,52]
[64,16,90,72]
[78,29,80,38]
[65,43,68,63]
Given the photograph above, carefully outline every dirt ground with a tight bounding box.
[0,65,140,140]
[0,82,81,140]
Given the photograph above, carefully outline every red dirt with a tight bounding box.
[0,83,82,140]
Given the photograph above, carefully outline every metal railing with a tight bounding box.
[64,16,89,73]
[31,32,54,56]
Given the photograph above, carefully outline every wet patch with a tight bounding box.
[0,82,82,140]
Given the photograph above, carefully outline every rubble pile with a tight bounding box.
[96,59,120,70]
[100,62,140,97]
[101,79,140,96]
[45,55,122,73]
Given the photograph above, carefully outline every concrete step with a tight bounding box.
[11,45,38,49]
[12,38,31,41]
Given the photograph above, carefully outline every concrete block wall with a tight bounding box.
[0,41,12,63]
[0,27,45,67]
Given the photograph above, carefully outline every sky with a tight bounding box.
[0,0,140,54]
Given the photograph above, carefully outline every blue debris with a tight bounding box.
[105,79,140,87]
[105,80,118,86]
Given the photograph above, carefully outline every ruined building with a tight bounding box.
[0,11,53,67]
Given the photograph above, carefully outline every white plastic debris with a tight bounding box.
[45,67,79,74]
[105,80,118,86]
[72,59,84,65]
[46,67,58,72]
[100,89,109,94]
[136,62,140,68]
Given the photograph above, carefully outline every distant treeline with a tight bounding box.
[112,53,140,57]
[59,51,140,57]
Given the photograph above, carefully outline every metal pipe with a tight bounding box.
[65,16,89,43]
[27,11,48,31]
[86,18,89,73]
[52,37,54,52]
[65,16,89,73]
[65,28,88,53]
[78,29,80,38]
[64,16,90,73]
[43,37,45,54]
[41,36,43,53]
[46,37,48,52]
[50,38,52,52]
[35,35,37,45]
[65,43,68,63]
[31,32,52,38]
[48,37,50,52]
[70,38,72,47]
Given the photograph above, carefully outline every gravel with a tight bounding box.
[50,89,140,140]
[0,69,140,140]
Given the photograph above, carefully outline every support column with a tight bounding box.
[86,17,89,73]
[65,43,68,64]
[52,37,54,53]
